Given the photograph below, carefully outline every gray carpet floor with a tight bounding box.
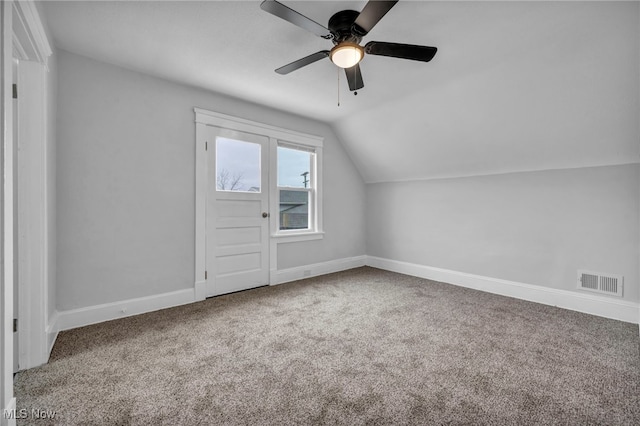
[14,267,640,425]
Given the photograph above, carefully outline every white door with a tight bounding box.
[206,127,270,296]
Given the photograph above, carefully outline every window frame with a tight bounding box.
[271,140,323,242]
[276,143,316,234]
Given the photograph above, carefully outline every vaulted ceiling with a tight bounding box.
[41,1,639,182]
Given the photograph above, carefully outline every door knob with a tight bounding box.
[262,212,269,218]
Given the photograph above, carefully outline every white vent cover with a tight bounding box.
[577,270,623,297]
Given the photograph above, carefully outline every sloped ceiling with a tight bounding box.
[41,1,639,182]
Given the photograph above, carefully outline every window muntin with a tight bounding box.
[216,137,261,192]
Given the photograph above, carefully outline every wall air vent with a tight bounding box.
[577,270,623,297]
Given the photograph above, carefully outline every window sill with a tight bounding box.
[272,231,324,244]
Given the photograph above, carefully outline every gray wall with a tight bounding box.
[56,50,365,311]
[366,164,639,303]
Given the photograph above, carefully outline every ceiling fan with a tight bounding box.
[260,0,437,91]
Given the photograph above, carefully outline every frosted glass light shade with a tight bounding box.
[330,43,364,69]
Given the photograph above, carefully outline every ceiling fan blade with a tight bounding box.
[365,41,437,62]
[260,0,332,39]
[275,51,330,75]
[345,64,364,91]
[352,0,398,36]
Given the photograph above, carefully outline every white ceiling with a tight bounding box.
[41,1,639,182]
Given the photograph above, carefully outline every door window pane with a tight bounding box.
[279,190,309,230]
[216,137,261,192]
[278,146,312,188]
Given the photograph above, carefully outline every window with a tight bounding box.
[216,137,261,192]
[276,143,320,235]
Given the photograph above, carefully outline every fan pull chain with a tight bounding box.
[337,67,340,107]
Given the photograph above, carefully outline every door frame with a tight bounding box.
[1,1,14,419]
[2,0,52,415]
[194,108,323,298]
[15,59,50,370]
[12,0,53,373]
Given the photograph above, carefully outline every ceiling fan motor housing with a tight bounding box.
[328,10,363,45]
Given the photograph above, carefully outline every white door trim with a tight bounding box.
[12,0,52,370]
[12,0,52,65]
[2,0,16,421]
[194,108,323,296]
[16,60,49,369]
[194,108,323,147]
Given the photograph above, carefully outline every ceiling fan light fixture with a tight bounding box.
[330,42,364,69]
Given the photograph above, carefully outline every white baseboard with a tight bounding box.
[33,256,640,348]
[46,311,59,357]
[52,256,368,332]
[366,256,640,324]
[194,280,206,301]
[272,255,367,285]
[56,288,196,331]
[2,397,16,426]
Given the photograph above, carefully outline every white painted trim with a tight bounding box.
[2,397,16,426]
[11,1,51,65]
[366,256,640,324]
[16,60,49,370]
[271,142,324,244]
[272,255,367,285]
[271,232,324,243]
[5,0,53,375]
[45,311,58,357]
[315,145,323,233]
[53,256,367,332]
[56,289,196,332]
[194,122,207,298]
[194,108,323,148]
[194,280,206,302]
[11,34,27,61]
[268,137,278,280]
[1,0,15,415]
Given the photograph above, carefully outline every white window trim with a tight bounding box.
[194,108,323,293]
[274,141,323,239]
[269,139,323,240]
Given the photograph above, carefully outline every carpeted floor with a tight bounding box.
[14,267,640,425]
